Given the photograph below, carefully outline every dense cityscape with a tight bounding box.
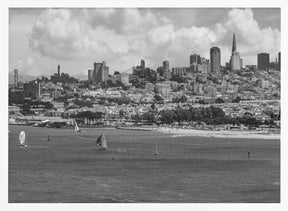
[9,33,280,131]
[8,7,281,204]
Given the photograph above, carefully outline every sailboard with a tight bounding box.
[155,141,159,155]
[96,134,108,150]
[19,131,27,147]
[74,119,81,132]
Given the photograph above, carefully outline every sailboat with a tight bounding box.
[74,119,81,132]
[19,131,27,147]
[155,141,159,156]
[96,134,107,150]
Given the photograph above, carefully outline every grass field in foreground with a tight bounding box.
[9,125,280,203]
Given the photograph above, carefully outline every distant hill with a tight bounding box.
[71,74,87,81]
[8,72,87,84]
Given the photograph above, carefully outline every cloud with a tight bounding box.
[28,8,280,71]
[79,8,170,34]
[29,8,168,61]
[30,9,87,59]
[219,8,280,64]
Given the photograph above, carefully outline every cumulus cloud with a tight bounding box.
[219,8,280,64]
[78,8,170,34]
[29,8,280,71]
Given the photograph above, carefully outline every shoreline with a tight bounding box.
[9,124,280,140]
[156,127,280,140]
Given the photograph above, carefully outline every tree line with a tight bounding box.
[138,106,277,127]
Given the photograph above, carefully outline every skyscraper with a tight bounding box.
[230,33,241,71]
[190,54,201,72]
[90,61,109,84]
[240,58,243,69]
[257,53,270,70]
[278,52,281,70]
[210,47,221,74]
[163,60,171,79]
[190,54,201,66]
[14,69,18,89]
[141,59,145,69]
[88,69,92,81]
[57,65,61,77]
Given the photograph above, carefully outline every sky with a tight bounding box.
[9,8,280,77]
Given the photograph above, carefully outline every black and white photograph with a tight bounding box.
[2,0,288,210]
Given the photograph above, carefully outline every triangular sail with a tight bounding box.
[97,134,107,150]
[155,141,159,155]
[74,119,81,132]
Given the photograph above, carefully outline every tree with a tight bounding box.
[63,100,69,108]
[154,95,164,103]
[142,111,157,124]
[172,95,188,103]
[215,98,224,104]
[232,96,241,103]
[119,109,126,119]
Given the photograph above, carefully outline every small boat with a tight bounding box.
[19,131,27,147]
[74,119,81,132]
[96,134,107,150]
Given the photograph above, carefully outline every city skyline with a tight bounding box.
[10,8,280,76]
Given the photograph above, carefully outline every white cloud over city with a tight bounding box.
[10,8,280,76]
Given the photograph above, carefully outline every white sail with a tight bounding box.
[19,131,27,146]
[74,119,81,132]
[155,141,159,155]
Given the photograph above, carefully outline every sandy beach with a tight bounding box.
[157,127,280,140]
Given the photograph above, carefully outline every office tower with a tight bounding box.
[88,69,92,81]
[23,80,41,100]
[230,33,241,71]
[99,61,109,82]
[240,58,243,69]
[91,61,109,84]
[190,54,201,73]
[210,47,221,74]
[141,59,145,69]
[257,53,270,70]
[163,60,171,79]
[57,65,61,77]
[190,54,201,66]
[14,69,18,89]
[278,52,281,70]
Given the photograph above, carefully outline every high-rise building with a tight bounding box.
[23,80,41,100]
[89,61,109,84]
[278,52,281,70]
[14,69,18,89]
[190,54,201,66]
[210,47,221,74]
[57,65,61,77]
[141,59,145,69]
[257,53,270,70]
[163,60,171,79]
[230,33,241,71]
[88,69,92,81]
